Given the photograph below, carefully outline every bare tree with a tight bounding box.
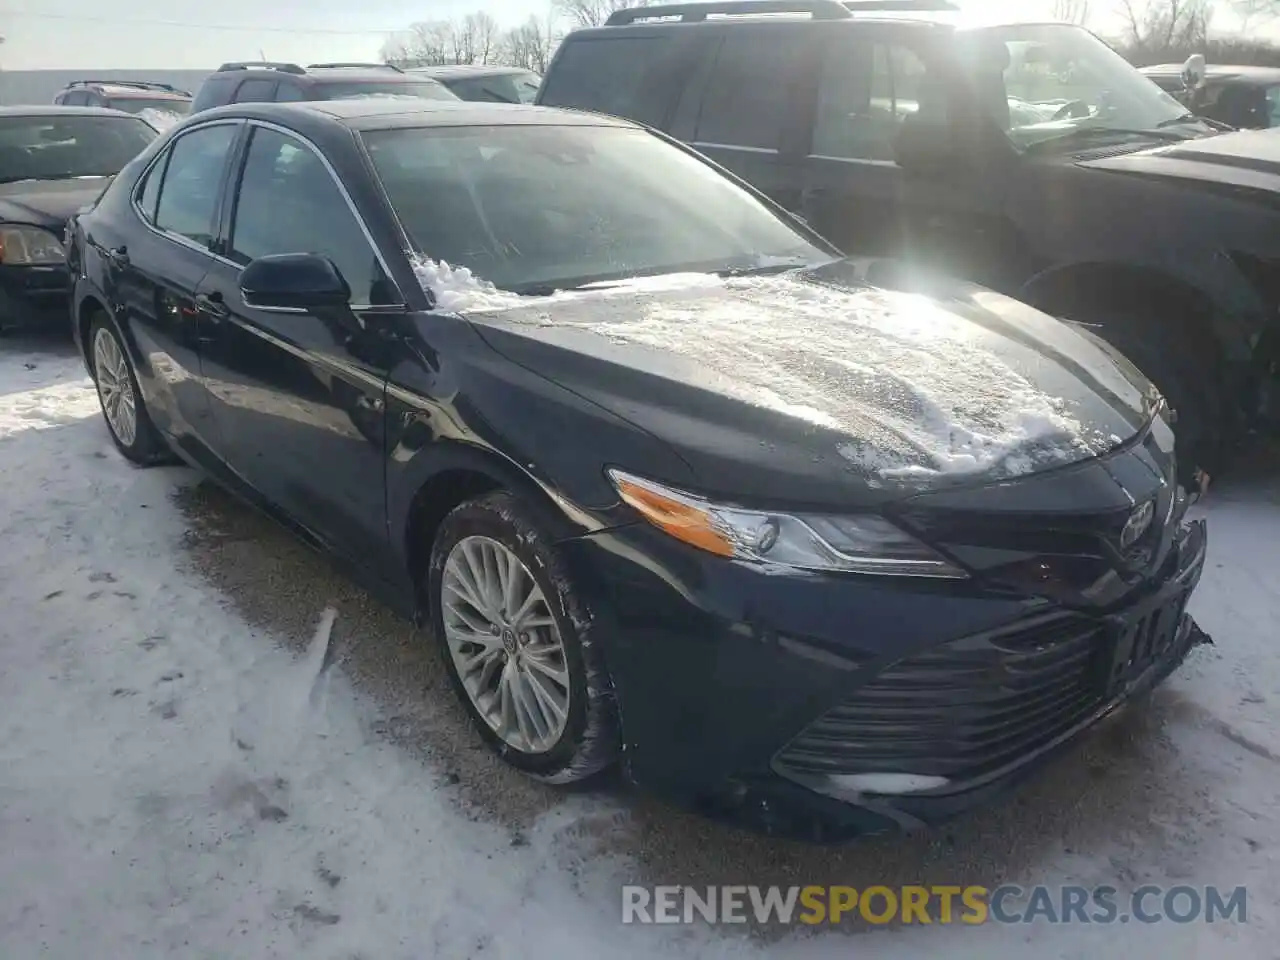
[1117,0,1213,61]
[450,12,503,64]
[503,15,561,73]
[554,0,650,28]
[1053,0,1092,24]
[381,20,457,67]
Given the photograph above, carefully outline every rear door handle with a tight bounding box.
[194,292,229,320]
[107,245,129,266]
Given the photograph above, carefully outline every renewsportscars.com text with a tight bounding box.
[621,884,1247,925]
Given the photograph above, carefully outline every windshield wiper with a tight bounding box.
[1024,126,1188,153]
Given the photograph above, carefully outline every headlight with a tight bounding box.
[0,225,66,266]
[607,469,966,579]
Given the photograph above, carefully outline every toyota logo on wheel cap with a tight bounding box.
[1120,499,1156,549]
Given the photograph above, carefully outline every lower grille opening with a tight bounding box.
[774,612,1111,783]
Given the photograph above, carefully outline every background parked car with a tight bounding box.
[407,64,542,103]
[190,61,458,113]
[536,0,1280,487]
[68,98,1209,840]
[53,80,193,122]
[1142,62,1280,130]
[0,105,159,332]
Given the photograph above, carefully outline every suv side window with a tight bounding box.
[235,79,279,103]
[537,37,668,125]
[228,126,391,305]
[812,38,933,162]
[61,91,90,106]
[696,28,813,150]
[275,82,307,102]
[154,123,239,247]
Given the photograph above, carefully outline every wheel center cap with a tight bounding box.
[501,626,518,655]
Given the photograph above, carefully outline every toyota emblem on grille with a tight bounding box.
[1120,499,1156,549]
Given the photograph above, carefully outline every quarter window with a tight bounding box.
[696,28,814,150]
[228,126,391,305]
[812,40,934,162]
[135,156,166,223]
[153,123,238,246]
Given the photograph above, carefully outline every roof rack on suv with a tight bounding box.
[843,0,959,10]
[306,62,405,72]
[67,79,191,95]
[605,0,852,25]
[215,61,306,74]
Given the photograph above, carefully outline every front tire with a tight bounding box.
[89,316,170,466]
[427,491,620,784]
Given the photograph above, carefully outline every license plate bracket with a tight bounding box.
[1102,588,1190,691]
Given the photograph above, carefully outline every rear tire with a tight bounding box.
[427,491,620,784]
[88,316,171,466]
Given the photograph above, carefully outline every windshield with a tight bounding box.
[0,116,159,184]
[318,81,456,102]
[107,97,191,117]
[443,72,542,104]
[953,24,1200,148]
[362,125,828,294]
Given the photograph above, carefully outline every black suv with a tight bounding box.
[537,0,1280,483]
[53,80,193,121]
[190,61,457,113]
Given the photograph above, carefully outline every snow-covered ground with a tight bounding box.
[1,336,1277,959]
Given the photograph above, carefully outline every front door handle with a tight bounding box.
[107,245,129,266]
[194,291,229,320]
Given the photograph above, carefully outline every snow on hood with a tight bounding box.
[466,267,1148,483]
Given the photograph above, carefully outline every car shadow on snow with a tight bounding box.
[167,451,1280,937]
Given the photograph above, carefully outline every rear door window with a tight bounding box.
[154,123,239,247]
[812,38,932,161]
[61,91,90,106]
[695,27,816,150]
[538,37,671,125]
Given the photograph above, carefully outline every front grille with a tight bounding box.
[775,612,1110,782]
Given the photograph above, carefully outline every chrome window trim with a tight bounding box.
[128,116,408,309]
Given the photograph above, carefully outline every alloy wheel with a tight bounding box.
[93,326,137,448]
[441,535,570,753]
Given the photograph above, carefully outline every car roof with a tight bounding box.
[195,99,638,132]
[0,105,146,119]
[1141,63,1280,83]
[222,66,444,84]
[411,64,534,80]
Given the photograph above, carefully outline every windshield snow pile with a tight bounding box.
[410,257,526,313]
[494,273,1129,481]
[410,256,727,313]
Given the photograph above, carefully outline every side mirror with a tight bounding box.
[239,253,351,312]
[1181,53,1207,92]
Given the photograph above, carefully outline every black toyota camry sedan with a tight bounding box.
[68,100,1209,840]
[0,106,158,332]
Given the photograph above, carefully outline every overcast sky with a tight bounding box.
[0,0,1267,70]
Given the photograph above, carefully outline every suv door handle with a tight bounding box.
[194,291,229,320]
[107,245,129,266]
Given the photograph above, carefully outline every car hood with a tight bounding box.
[464,261,1162,506]
[1079,128,1280,194]
[0,177,113,229]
